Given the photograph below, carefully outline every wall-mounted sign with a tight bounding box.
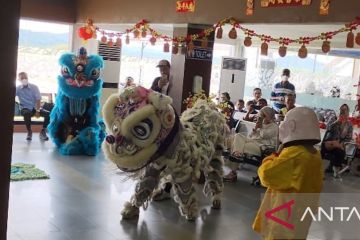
[176,0,195,13]
[186,47,212,61]
[261,0,312,7]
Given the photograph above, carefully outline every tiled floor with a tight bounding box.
[7,133,360,240]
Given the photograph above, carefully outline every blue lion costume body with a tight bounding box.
[48,47,105,155]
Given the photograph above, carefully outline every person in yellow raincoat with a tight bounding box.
[253,107,324,240]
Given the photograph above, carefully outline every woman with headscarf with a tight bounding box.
[224,106,278,182]
[321,104,353,178]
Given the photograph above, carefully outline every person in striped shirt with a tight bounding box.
[270,69,295,112]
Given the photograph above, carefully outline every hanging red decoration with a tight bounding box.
[187,41,195,52]
[347,31,355,48]
[278,45,287,57]
[244,36,252,47]
[356,32,360,46]
[322,40,331,53]
[150,36,157,45]
[115,37,122,48]
[172,44,179,54]
[228,27,237,39]
[246,0,254,15]
[107,40,114,47]
[164,42,170,52]
[298,45,308,58]
[260,42,268,56]
[133,29,140,38]
[216,27,223,39]
[125,35,130,44]
[101,35,107,43]
[78,27,93,40]
[141,29,147,38]
[201,38,208,48]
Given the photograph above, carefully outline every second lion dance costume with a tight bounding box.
[48,47,105,155]
[102,86,229,220]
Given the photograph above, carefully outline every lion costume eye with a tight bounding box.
[61,67,70,76]
[91,69,100,79]
[112,122,120,134]
[131,119,153,140]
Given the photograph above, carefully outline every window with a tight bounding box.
[17,19,71,94]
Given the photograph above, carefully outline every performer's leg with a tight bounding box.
[204,150,224,209]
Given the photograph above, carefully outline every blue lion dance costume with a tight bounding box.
[48,47,105,155]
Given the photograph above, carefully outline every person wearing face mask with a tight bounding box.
[270,69,295,112]
[151,59,172,95]
[253,107,323,240]
[321,104,353,178]
[224,107,278,182]
[16,72,50,141]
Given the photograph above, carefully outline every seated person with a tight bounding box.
[224,107,278,182]
[278,93,296,121]
[251,88,262,110]
[16,72,51,141]
[321,104,353,178]
[234,99,246,113]
[120,76,135,89]
[243,100,258,122]
[258,98,268,110]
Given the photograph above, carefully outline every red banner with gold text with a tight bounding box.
[176,0,195,12]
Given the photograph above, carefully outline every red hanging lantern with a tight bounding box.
[164,42,170,52]
[133,29,140,38]
[244,36,252,47]
[216,27,223,39]
[322,40,331,53]
[141,29,147,38]
[115,37,122,48]
[125,35,130,44]
[78,27,93,40]
[298,44,308,58]
[346,31,355,48]
[172,44,179,54]
[150,36,157,45]
[201,38,208,48]
[228,27,237,39]
[278,45,287,57]
[101,35,107,44]
[261,42,268,56]
[356,32,360,46]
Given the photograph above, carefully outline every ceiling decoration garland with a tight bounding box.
[78,17,360,59]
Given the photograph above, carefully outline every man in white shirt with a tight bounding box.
[151,59,172,95]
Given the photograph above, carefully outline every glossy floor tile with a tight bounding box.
[8,133,360,240]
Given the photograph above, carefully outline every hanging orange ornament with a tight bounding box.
[115,37,122,48]
[141,29,147,38]
[201,38,208,48]
[150,36,157,45]
[298,44,308,58]
[356,32,360,46]
[244,36,252,47]
[125,35,130,44]
[261,42,268,56]
[322,40,331,53]
[107,40,114,47]
[347,31,355,48]
[101,35,107,43]
[216,26,223,39]
[228,27,237,39]
[133,29,140,38]
[278,45,287,57]
[164,42,170,52]
[172,44,179,54]
[187,40,195,52]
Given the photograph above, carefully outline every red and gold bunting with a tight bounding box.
[261,0,312,7]
[78,17,360,59]
[176,0,195,13]
[246,0,254,15]
[319,0,330,15]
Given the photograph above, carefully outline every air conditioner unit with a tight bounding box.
[219,57,247,101]
[97,43,121,115]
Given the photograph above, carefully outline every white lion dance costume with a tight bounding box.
[102,86,229,220]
